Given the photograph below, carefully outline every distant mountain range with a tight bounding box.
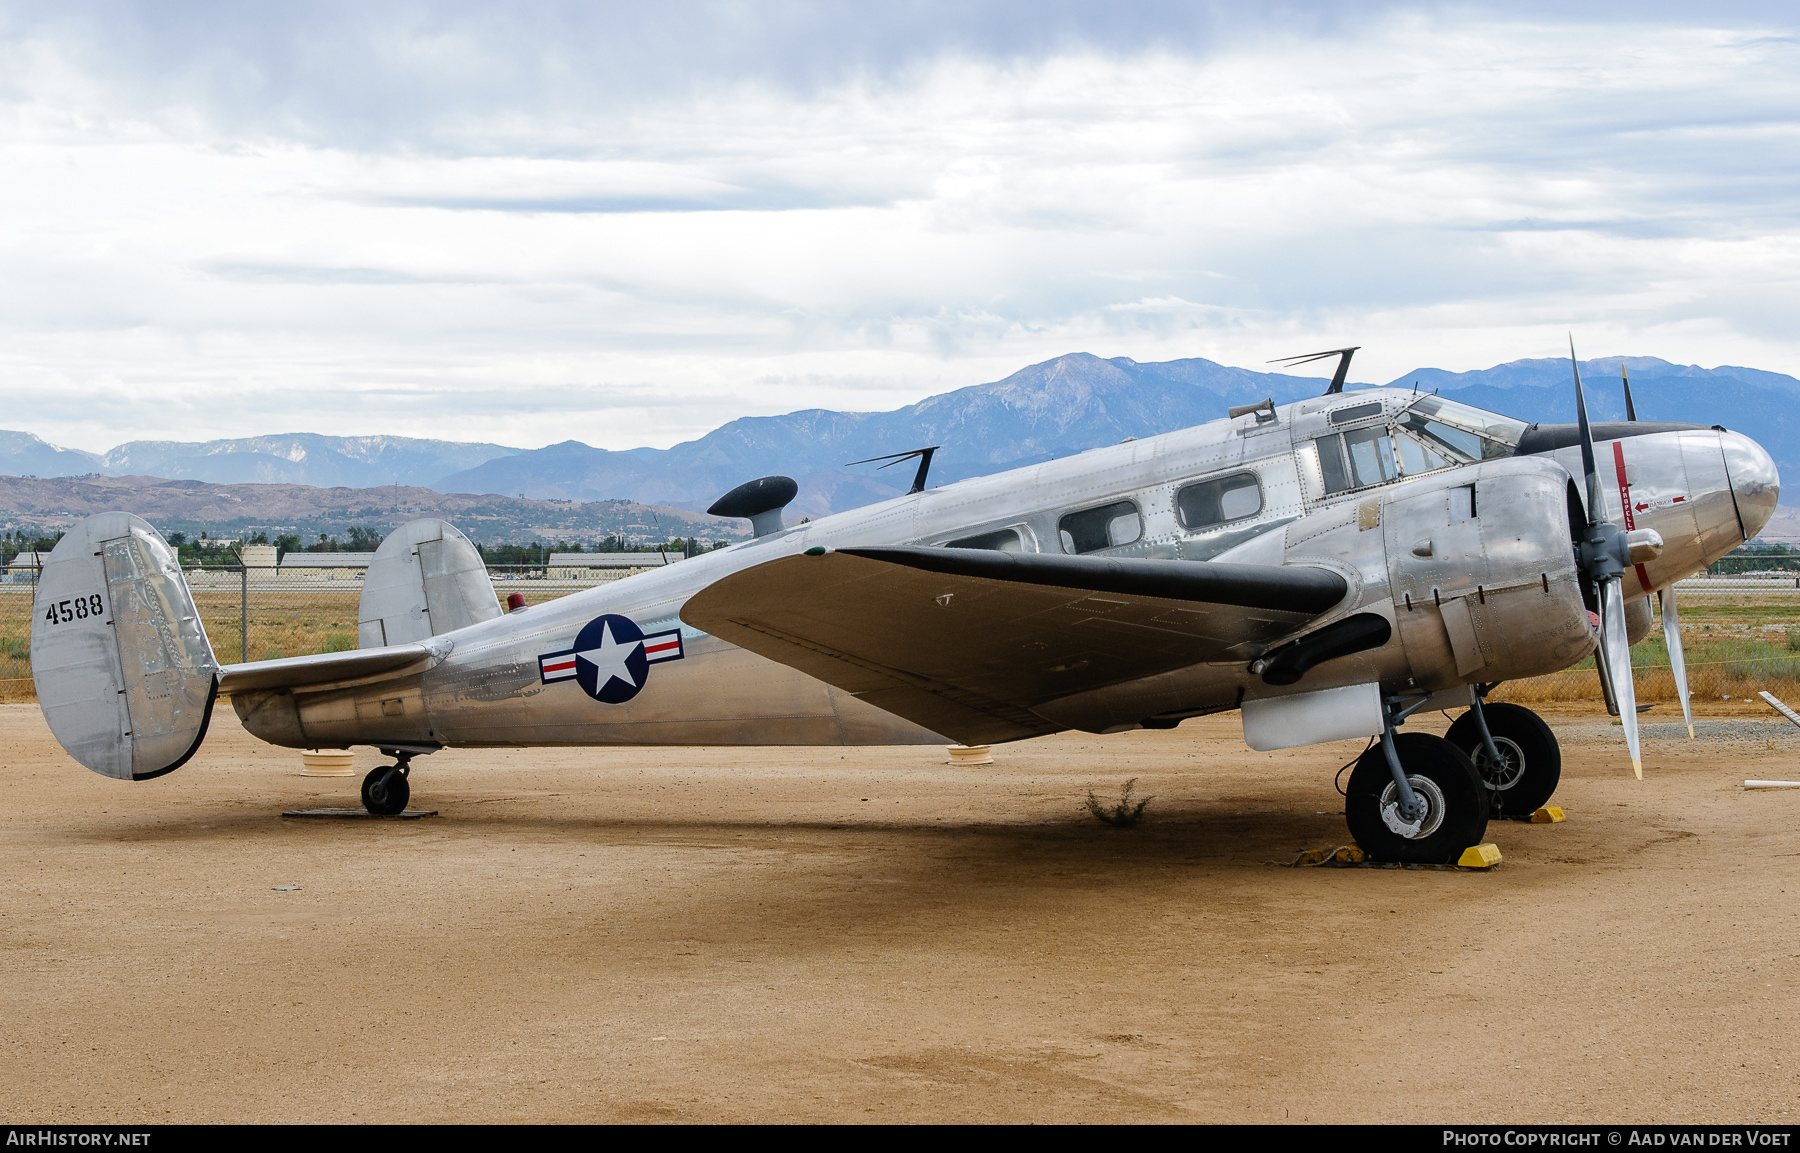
[0,432,520,489]
[0,475,742,545]
[1,353,1793,524]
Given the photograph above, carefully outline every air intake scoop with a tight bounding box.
[708,475,798,537]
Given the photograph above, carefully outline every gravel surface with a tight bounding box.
[4,702,1797,1124]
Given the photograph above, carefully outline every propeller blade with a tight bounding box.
[1593,616,1621,717]
[1599,576,1643,779]
[1571,336,1603,527]
[1660,587,1694,738]
[1621,363,1638,422]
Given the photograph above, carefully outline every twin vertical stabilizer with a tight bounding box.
[31,513,219,780]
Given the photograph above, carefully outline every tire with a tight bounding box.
[361,766,410,816]
[1345,733,1489,864]
[1445,702,1561,818]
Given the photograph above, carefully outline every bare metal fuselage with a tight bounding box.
[228,387,1778,753]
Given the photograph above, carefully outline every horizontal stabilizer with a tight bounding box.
[682,548,1344,745]
[219,643,437,696]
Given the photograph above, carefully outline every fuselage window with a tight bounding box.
[1395,429,1458,475]
[1058,501,1142,554]
[1397,411,1497,463]
[1328,402,1384,426]
[1176,471,1263,530]
[1345,426,1398,487]
[1406,396,1527,450]
[946,528,1022,551]
[1315,427,1397,494]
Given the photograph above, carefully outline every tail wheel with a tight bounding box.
[1445,702,1561,818]
[1345,733,1489,864]
[361,766,410,816]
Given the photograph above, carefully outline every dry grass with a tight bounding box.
[4,584,1798,714]
[1495,594,1800,711]
[0,585,586,703]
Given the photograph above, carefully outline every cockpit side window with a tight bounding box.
[1058,501,1142,554]
[1315,428,1396,494]
[1176,471,1263,529]
[1405,396,1526,455]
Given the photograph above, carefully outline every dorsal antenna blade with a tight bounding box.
[845,446,941,494]
[1267,346,1360,396]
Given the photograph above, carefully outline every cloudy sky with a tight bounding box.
[1,1,1796,451]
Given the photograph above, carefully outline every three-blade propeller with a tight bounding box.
[1569,346,1697,778]
[1570,340,1643,778]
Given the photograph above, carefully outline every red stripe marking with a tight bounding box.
[1612,441,1653,593]
[542,659,577,672]
[644,641,679,654]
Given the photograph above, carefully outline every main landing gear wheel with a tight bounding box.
[1445,702,1561,819]
[361,765,410,816]
[1345,733,1489,864]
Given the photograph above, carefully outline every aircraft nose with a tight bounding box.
[1721,430,1780,541]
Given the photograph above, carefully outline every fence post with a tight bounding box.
[240,563,248,664]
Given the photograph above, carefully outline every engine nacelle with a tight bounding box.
[1382,458,1593,690]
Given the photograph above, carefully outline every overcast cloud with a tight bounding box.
[1,2,1796,451]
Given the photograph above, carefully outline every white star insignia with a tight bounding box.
[575,621,642,692]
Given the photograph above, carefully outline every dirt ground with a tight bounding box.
[3,701,1798,1125]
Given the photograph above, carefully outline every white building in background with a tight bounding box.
[277,552,378,580]
[4,551,46,582]
[544,552,681,581]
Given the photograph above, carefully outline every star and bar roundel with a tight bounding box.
[537,614,685,704]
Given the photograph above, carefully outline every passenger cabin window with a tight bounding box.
[1176,471,1263,530]
[1315,426,1398,495]
[946,528,1022,552]
[1058,501,1141,554]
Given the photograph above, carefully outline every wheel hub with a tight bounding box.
[1473,736,1526,792]
[1379,774,1447,839]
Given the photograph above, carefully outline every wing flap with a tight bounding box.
[681,548,1345,744]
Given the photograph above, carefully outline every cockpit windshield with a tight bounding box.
[1395,395,1526,474]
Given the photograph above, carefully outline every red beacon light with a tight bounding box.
[506,593,527,612]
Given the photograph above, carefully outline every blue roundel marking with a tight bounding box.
[537,614,686,705]
[573,614,648,704]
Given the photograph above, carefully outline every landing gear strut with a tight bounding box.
[1445,694,1562,818]
[1344,694,1489,864]
[361,754,412,816]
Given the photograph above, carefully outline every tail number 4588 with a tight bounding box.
[45,594,104,625]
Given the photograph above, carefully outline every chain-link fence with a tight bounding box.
[1705,555,1800,579]
[0,562,625,703]
[3,558,1798,712]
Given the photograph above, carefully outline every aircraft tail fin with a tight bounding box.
[357,519,501,647]
[31,513,220,780]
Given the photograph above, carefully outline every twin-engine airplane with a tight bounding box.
[29,350,1778,862]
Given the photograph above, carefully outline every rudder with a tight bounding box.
[357,519,501,647]
[31,513,220,780]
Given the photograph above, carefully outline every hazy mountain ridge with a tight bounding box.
[0,352,1792,521]
[0,474,743,545]
[433,352,1333,512]
[436,352,1798,514]
[98,433,522,488]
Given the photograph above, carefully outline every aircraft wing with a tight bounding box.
[217,643,438,696]
[681,546,1348,745]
